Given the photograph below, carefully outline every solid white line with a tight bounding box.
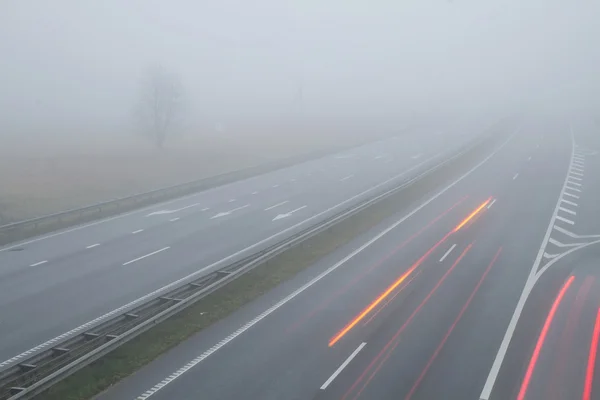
[264,201,289,211]
[556,215,575,225]
[169,218,180,222]
[439,244,457,262]
[479,124,574,400]
[559,207,576,215]
[487,199,497,209]
[86,243,100,249]
[512,173,519,180]
[320,343,367,390]
[565,186,582,193]
[132,229,144,234]
[122,247,170,266]
[133,130,518,400]
[30,260,48,267]
[340,175,354,182]
[561,199,578,207]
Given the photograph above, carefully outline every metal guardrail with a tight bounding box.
[0,125,504,400]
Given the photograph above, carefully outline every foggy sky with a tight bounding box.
[1,0,599,139]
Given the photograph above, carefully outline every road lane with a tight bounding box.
[91,119,575,400]
[0,125,484,366]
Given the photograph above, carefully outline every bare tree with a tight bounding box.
[137,66,183,148]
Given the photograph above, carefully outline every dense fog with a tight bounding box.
[1,0,599,149]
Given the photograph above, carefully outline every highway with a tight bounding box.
[95,118,600,400]
[0,123,482,370]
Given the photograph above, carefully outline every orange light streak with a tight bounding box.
[452,197,492,233]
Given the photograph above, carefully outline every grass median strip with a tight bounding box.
[40,132,504,400]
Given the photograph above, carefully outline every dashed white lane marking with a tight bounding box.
[555,215,575,225]
[251,191,259,195]
[320,342,367,390]
[264,201,289,211]
[210,204,250,219]
[86,244,100,249]
[228,199,236,203]
[30,260,48,267]
[513,173,519,180]
[561,199,578,207]
[169,218,180,222]
[563,192,580,199]
[439,244,457,262]
[272,184,279,188]
[340,175,354,182]
[375,155,385,159]
[487,199,497,209]
[122,247,170,266]
[131,229,144,234]
[134,130,518,400]
[201,208,210,211]
[559,207,576,215]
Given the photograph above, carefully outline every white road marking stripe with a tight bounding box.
[569,175,583,181]
[556,215,575,225]
[561,199,578,207]
[571,166,584,172]
[228,199,236,203]
[548,237,584,248]
[527,156,532,161]
[513,173,519,180]
[201,208,210,211]
[134,130,519,400]
[553,225,600,239]
[567,180,582,186]
[272,184,279,188]
[122,247,170,266]
[543,252,559,259]
[251,191,258,195]
[570,170,584,177]
[320,343,367,390]
[86,244,100,249]
[132,229,144,234]
[565,186,581,193]
[487,199,497,209]
[264,201,289,211]
[30,260,48,267]
[559,207,576,215]
[340,175,354,181]
[439,244,457,262]
[563,192,580,199]
[169,218,180,222]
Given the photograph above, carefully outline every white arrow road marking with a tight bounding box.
[273,206,307,221]
[210,204,250,219]
[146,203,200,217]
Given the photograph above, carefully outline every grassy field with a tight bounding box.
[0,125,393,224]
